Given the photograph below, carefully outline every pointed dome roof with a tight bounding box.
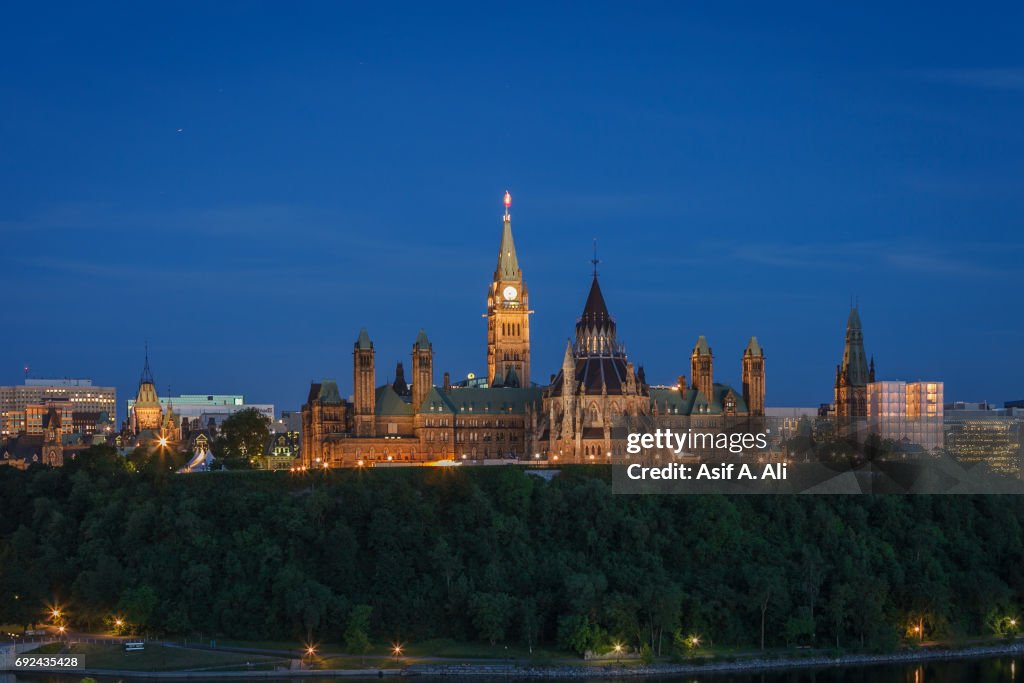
[414,329,431,350]
[580,276,611,326]
[693,336,712,356]
[504,365,521,388]
[574,274,624,359]
[495,208,521,281]
[744,336,763,357]
[847,306,862,331]
[355,328,373,350]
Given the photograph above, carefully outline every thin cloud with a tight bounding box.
[910,67,1024,91]
[660,240,1021,279]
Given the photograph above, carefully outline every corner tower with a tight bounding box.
[412,329,433,411]
[353,328,376,437]
[835,305,870,417]
[691,336,714,399]
[742,336,765,416]
[487,191,532,387]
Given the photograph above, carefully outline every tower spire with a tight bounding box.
[141,341,154,384]
[591,238,600,278]
[495,191,521,281]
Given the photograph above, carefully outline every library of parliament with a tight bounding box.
[300,192,766,466]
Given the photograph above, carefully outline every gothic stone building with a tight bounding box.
[301,193,766,467]
[540,272,766,462]
[834,305,875,418]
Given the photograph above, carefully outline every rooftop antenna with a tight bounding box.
[23,364,29,380]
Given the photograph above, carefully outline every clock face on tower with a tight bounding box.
[502,285,518,301]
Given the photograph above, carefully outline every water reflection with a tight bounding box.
[11,656,1024,683]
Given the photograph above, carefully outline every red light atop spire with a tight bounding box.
[504,191,512,208]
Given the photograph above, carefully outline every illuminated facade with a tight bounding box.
[1,378,115,436]
[130,349,163,433]
[866,380,944,451]
[539,273,764,462]
[301,193,766,467]
[301,196,545,468]
[487,191,532,388]
[946,419,1020,477]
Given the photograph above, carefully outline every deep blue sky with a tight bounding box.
[3,2,1023,419]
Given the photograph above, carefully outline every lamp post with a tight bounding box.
[613,643,623,663]
[304,644,317,668]
[392,643,403,663]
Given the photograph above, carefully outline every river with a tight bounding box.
[4,656,1024,682]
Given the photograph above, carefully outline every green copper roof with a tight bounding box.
[649,383,748,415]
[419,386,456,413]
[355,328,373,350]
[375,385,414,416]
[444,386,542,414]
[745,336,763,357]
[504,365,521,388]
[318,380,343,404]
[414,329,431,350]
[491,369,504,388]
[495,216,521,281]
[693,335,712,356]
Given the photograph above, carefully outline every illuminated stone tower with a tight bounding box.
[411,329,433,410]
[742,336,765,416]
[131,344,162,433]
[835,306,870,417]
[352,328,375,437]
[691,336,714,399]
[487,191,532,387]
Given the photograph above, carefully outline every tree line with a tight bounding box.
[2,445,1023,656]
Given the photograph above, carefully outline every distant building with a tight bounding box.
[128,394,273,426]
[866,380,943,451]
[1,378,116,436]
[263,431,300,470]
[119,348,181,450]
[1,405,68,469]
[945,401,1024,478]
[834,306,875,418]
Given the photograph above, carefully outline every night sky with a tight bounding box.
[3,2,1023,419]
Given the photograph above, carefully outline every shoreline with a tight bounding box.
[410,641,1024,677]
[8,641,1024,679]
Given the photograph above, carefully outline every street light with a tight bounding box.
[392,643,403,662]
[613,642,623,663]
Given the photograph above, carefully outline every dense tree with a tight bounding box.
[2,458,1024,655]
[214,408,271,468]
